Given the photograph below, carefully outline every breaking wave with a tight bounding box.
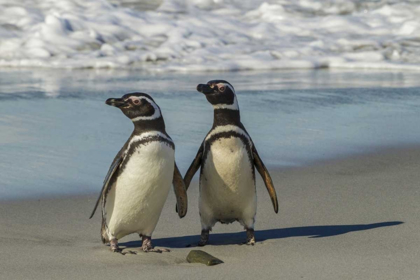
[1,0,420,71]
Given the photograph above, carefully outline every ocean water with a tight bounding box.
[0,68,420,200]
[1,0,420,71]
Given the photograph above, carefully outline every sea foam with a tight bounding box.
[0,0,419,71]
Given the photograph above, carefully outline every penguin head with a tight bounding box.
[106,93,162,122]
[196,80,239,110]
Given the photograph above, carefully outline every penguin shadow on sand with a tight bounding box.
[120,221,403,249]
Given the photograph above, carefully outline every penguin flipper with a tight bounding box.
[175,144,202,214]
[253,147,279,213]
[184,144,203,190]
[173,162,188,218]
[89,156,122,219]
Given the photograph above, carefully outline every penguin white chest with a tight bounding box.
[105,141,174,239]
[200,136,256,222]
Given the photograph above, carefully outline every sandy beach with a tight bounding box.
[1,146,419,279]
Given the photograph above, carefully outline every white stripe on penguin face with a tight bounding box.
[212,83,239,110]
[129,96,162,121]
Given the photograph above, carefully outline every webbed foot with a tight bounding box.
[110,239,124,253]
[141,236,170,253]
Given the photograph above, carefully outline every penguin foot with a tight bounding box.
[110,239,124,253]
[246,239,256,246]
[142,247,170,253]
[198,229,209,246]
[246,228,255,246]
[111,248,124,253]
[141,236,170,253]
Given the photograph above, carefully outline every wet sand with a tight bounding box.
[1,147,419,279]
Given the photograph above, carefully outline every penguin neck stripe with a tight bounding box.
[205,125,251,147]
[131,131,172,144]
[125,131,173,156]
[212,95,239,111]
[131,97,161,121]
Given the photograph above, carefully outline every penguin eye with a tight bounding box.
[133,99,140,105]
[219,86,225,92]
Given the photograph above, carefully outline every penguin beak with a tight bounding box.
[197,84,214,95]
[106,98,128,108]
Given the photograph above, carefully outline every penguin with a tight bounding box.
[90,93,187,253]
[183,80,278,246]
